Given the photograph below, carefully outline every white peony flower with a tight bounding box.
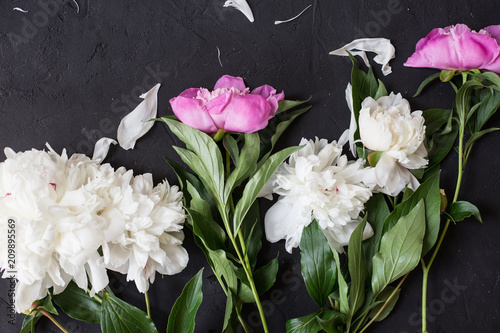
[100,172,188,293]
[0,138,188,311]
[355,92,428,196]
[0,144,110,312]
[263,137,374,253]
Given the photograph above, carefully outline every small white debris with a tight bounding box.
[13,7,28,13]
[275,5,312,25]
[217,46,223,67]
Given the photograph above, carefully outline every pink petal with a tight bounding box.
[213,75,247,90]
[204,92,232,129]
[251,84,276,98]
[221,94,272,133]
[405,24,500,72]
[169,95,218,133]
[485,25,500,43]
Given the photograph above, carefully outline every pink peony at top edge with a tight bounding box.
[169,75,284,134]
[404,24,500,74]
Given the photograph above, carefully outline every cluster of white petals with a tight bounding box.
[355,93,428,196]
[0,140,187,312]
[262,137,374,253]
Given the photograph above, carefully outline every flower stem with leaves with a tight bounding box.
[418,70,499,332]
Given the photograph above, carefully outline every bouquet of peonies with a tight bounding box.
[2,22,499,333]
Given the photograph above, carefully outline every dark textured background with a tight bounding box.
[1,0,499,332]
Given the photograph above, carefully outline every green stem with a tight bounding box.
[145,291,152,318]
[359,273,408,333]
[421,94,467,333]
[235,304,250,333]
[222,148,269,333]
[40,309,69,333]
[87,289,103,303]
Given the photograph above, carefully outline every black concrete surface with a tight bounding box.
[0,1,499,332]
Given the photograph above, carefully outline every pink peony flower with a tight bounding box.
[169,75,284,134]
[404,24,500,74]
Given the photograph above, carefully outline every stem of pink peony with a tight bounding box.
[223,149,269,333]
[421,87,467,333]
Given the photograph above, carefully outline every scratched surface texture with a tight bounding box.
[0,0,499,332]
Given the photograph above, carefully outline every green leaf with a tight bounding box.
[367,151,383,167]
[276,98,311,114]
[186,181,212,218]
[37,294,58,315]
[472,87,500,133]
[464,127,500,158]
[446,201,482,223]
[222,292,233,332]
[440,69,458,82]
[238,256,279,303]
[233,145,301,234]
[286,311,323,333]
[368,286,401,322]
[316,310,346,333]
[21,312,43,333]
[167,268,204,333]
[413,72,440,97]
[347,217,368,320]
[372,200,426,296]
[224,132,260,201]
[300,221,337,307]
[362,194,390,273]
[258,106,310,166]
[223,135,240,166]
[208,249,238,294]
[332,248,349,315]
[380,172,441,255]
[423,108,453,135]
[427,123,459,168]
[472,71,500,90]
[187,208,226,251]
[240,201,262,270]
[52,281,101,323]
[101,292,158,333]
[373,79,388,100]
[160,118,225,208]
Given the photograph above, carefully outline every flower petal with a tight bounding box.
[345,83,357,156]
[223,0,254,23]
[265,200,310,253]
[214,75,247,90]
[330,38,395,75]
[92,137,117,161]
[405,24,500,73]
[170,93,218,133]
[221,94,273,133]
[117,83,161,150]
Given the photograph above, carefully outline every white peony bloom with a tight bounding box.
[263,137,374,253]
[0,139,188,311]
[356,93,428,196]
[0,145,110,312]
[100,172,188,293]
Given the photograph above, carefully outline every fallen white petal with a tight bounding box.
[13,7,28,13]
[274,5,312,25]
[72,0,80,13]
[117,83,161,150]
[92,137,117,161]
[217,46,223,67]
[224,0,254,23]
[329,38,395,76]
